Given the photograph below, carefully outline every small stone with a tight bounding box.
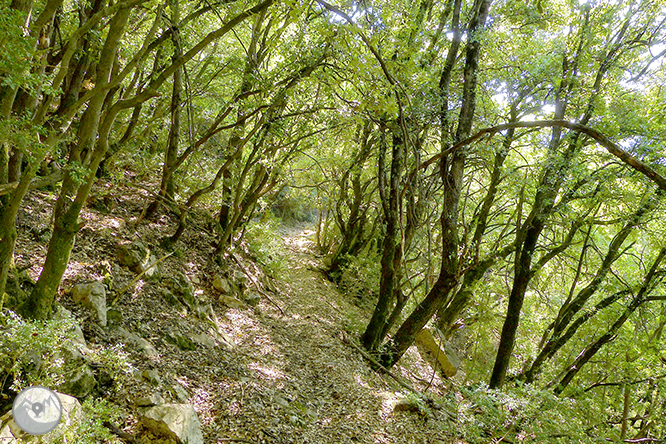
[107,308,123,327]
[165,334,197,351]
[171,383,190,403]
[190,275,201,285]
[136,393,164,407]
[218,295,243,309]
[116,328,158,358]
[274,396,289,408]
[118,241,150,272]
[212,275,230,293]
[208,328,234,349]
[195,303,213,321]
[142,369,162,386]
[189,333,215,348]
[392,397,424,414]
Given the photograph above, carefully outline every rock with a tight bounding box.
[164,334,197,351]
[190,275,201,285]
[116,327,158,358]
[243,291,261,307]
[233,271,248,291]
[118,241,153,274]
[170,383,190,403]
[136,393,165,407]
[106,308,123,327]
[212,275,230,293]
[414,327,459,378]
[188,333,215,348]
[142,369,162,386]
[57,347,96,399]
[162,290,184,308]
[0,391,84,443]
[165,272,196,310]
[140,404,203,444]
[218,294,243,309]
[273,396,289,408]
[208,328,234,349]
[392,397,424,414]
[71,281,107,326]
[195,303,213,321]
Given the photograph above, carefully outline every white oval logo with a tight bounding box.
[12,386,63,435]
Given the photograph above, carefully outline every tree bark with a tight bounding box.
[378,0,491,368]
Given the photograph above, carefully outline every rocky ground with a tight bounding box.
[6,181,462,444]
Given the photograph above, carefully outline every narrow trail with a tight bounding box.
[197,225,452,444]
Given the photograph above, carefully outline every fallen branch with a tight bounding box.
[229,252,285,316]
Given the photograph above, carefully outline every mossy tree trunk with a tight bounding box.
[20,6,131,319]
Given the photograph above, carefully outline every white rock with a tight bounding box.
[141,404,203,444]
[212,275,230,293]
[71,281,107,327]
[188,333,215,348]
[116,327,158,358]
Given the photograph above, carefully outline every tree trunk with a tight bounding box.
[553,247,666,394]
[377,0,491,368]
[147,0,182,216]
[20,7,131,319]
[362,131,403,352]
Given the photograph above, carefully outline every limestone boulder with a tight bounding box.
[165,272,196,310]
[140,403,203,444]
[115,327,158,358]
[71,281,107,326]
[117,241,158,276]
[242,291,261,307]
[212,274,231,293]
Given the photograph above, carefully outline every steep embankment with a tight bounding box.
[9,185,455,444]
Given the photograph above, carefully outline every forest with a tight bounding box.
[1,0,666,442]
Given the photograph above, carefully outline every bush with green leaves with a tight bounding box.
[0,310,78,393]
[0,310,134,396]
[243,216,287,277]
[54,398,123,444]
[451,383,611,443]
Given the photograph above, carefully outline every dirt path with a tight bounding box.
[196,225,452,444]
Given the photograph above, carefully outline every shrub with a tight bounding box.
[0,310,78,394]
[243,216,287,277]
[54,398,124,444]
[450,383,609,443]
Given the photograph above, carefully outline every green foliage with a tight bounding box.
[0,6,37,90]
[83,344,134,392]
[54,398,123,444]
[0,310,78,392]
[0,311,133,395]
[452,384,609,443]
[243,216,287,277]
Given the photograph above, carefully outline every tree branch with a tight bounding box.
[420,120,666,191]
